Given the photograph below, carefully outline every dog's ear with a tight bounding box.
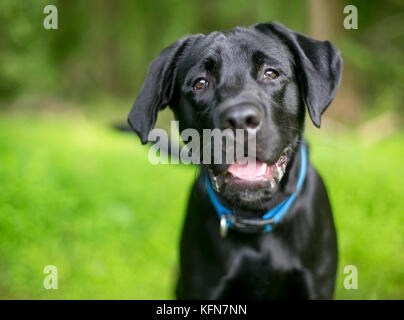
[255,22,342,127]
[128,36,196,144]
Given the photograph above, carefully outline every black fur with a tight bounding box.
[128,22,342,299]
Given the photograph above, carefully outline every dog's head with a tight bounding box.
[128,22,342,209]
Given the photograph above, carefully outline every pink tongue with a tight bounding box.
[228,161,266,179]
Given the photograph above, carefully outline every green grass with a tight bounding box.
[0,116,403,299]
[309,130,404,299]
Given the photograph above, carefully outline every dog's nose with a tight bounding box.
[219,105,262,131]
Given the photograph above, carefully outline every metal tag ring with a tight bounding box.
[220,215,228,238]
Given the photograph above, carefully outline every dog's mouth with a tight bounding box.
[207,147,292,194]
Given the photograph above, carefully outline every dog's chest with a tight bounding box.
[214,244,309,299]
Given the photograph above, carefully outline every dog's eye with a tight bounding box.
[193,78,209,90]
[263,68,279,80]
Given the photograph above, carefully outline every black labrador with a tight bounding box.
[128,22,342,299]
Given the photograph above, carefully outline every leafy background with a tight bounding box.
[0,0,403,299]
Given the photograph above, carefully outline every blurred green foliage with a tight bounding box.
[1,0,403,116]
[339,0,404,116]
[0,0,305,102]
[0,117,402,299]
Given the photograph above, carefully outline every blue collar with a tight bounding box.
[205,144,308,236]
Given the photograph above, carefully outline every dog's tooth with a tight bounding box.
[261,163,267,175]
[270,179,276,189]
[274,166,283,181]
[273,167,279,180]
[281,162,286,172]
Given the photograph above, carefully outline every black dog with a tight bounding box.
[128,22,342,299]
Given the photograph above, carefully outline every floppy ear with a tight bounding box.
[128,36,196,144]
[255,22,342,127]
